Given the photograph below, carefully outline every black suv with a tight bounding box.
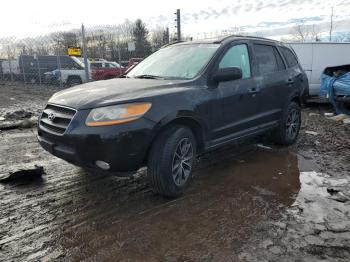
[38,36,308,197]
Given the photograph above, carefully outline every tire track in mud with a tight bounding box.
[1,91,350,261]
[0,127,268,261]
[0,128,151,261]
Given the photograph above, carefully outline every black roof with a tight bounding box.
[162,35,282,48]
[214,35,279,44]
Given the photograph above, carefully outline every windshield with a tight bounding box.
[71,56,85,68]
[127,43,219,80]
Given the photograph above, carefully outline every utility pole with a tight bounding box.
[175,9,181,41]
[117,39,122,72]
[56,53,63,89]
[35,54,42,86]
[329,7,334,41]
[81,24,90,82]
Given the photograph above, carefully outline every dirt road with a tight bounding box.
[0,84,349,261]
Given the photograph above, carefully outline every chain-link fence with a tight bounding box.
[0,16,255,89]
[0,20,177,88]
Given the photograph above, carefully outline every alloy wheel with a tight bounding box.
[285,108,300,140]
[172,138,194,186]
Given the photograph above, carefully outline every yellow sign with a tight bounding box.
[67,47,81,56]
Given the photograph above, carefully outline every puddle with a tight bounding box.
[58,148,305,261]
[3,144,348,261]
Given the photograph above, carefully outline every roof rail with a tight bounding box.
[161,40,186,48]
[215,35,277,43]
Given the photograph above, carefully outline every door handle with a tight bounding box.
[286,78,294,85]
[248,87,259,94]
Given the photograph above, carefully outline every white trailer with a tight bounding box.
[288,42,350,96]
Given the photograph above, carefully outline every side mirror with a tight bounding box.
[212,67,242,83]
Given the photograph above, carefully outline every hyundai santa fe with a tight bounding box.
[38,36,308,197]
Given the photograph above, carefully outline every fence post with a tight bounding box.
[57,54,63,89]
[117,40,122,74]
[7,46,14,83]
[35,54,42,87]
[20,54,26,86]
[81,24,89,82]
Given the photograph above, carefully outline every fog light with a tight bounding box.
[95,160,110,170]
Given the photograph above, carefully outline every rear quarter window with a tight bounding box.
[280,47,299,67]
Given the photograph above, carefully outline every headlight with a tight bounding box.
[85,102,152,126]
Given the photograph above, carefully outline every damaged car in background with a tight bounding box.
[37,36,308,197]
[320,64,350,115]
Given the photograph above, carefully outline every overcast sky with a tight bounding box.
[1,0,349,38]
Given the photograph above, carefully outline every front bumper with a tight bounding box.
[37,108,156,173]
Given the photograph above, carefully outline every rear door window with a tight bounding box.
[280,47,298,67]
[219,44,251,79]
[274,48,286,71]
[254,44,285,75]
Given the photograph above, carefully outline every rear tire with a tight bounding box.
[272,101,301,145]
[147,125,196,197]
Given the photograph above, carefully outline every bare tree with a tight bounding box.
[51,32,79,55]
[150,27,169,51]
[311,24,321,42]
[1,19,166,62]
[289,23,321,42]
[291,22,309,42]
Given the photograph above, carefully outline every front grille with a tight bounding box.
[39,104,76,135]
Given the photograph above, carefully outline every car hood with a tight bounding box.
[48,78,191,110]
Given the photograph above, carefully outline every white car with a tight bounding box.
[46,57,91,87]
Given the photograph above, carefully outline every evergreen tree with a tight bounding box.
[132,19,151,58]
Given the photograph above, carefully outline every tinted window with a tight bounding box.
[280,47,298,67]
[254,44,285,75]
[91,63,102,68]
[274,48,286,71]
[219,44,251,78]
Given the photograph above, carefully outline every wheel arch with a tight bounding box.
[143,114,207,165]
[67,75,82,82]
[290,92,302,106]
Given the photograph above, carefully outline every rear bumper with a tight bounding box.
[37,110,156,172]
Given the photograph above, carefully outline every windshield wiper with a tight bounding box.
[133,74,164,79]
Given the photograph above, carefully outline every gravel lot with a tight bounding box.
[0,83,349,261]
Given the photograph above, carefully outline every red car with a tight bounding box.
[90,61,126,81]
[127,58,143,68]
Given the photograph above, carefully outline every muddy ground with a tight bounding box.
[0,83,349,261]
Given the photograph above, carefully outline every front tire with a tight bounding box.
[272,101,301,145]
[147,125,196,197]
